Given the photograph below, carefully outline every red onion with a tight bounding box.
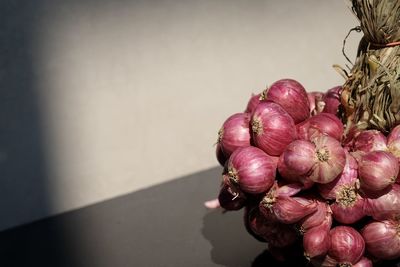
[303,222,331,259]
[298,200,332,234]
[330,193,365,224]
[364,183,400,220]
[227,146,276,194]
[243,206,268,243]
[245,205,297,247]
[308,91,325,116]
[217,113,251,157]
[309,135,346,184]
[388,125,400,182]
[358,151,399,192]
[264,78,310,123]
[251,101,297,156]
[264,222,298,248]
[322,86,341,115]
[259,183,318,224]
[318,151,358,200]
[353,257,373,267]
[278,140,315,183]
[361,220,400,260]
[245,93,263,114]
[342,126,362,151]
[297,113,344,142]
[352,130,388,153]
[215,144,228,166]
[388,124,400,158]
[218,176,246,210]
[273,182,303,197]
[328,226,365,265]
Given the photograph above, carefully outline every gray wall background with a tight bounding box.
[0,0,359,231]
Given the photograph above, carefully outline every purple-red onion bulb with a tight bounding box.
[358,151,399,192]
[251,101,297,156]
[245,93,263,114]
[322,86,341,115]
[318,151,358,200]
[309,135,346,184]
[353,257,373,267]
[361,220,400,260]
[297,113,344,142]
[218,176,246,210]
[215,144,228,166]
[308,91,325,116]
[264,78,310,123]
[227,146,276,194]
[298,199,332,234]
[330,192,365,224]
[328,226,365,265]
[303,222,331,259]
[278,140,315,184]
[388,125,400,182]
[259,183,318,224]
[352,129,388,153]
[244,205,297,248]
[217,113,251,157]
[364,183,400,220]
[388,125,400,158]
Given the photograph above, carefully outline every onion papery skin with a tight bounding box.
[297,113,344,142]
[218,113,251,157]
[388,125,400,158]
[352,130,388,153]
[308,91,325,116]
[278,140,316,181]
[353,257,373,267]
[216,144,228,166]
[259,185,318,224]
[309,135,346,184]
[328,226,365,265]
[358,151,399,192]
[388,125,400,182]
[251,101,297,156]
[303,223,331,259]
[218,177,246,211]
[342,126,362,151]
[364,184,400,220]
[298,200,331,234]
[322,86,341,115]
[277,149,314,189]
[361,220,400,260]
[274,182,303,197]
[227,146,276,194]
[318,151,358,200]
[330,194,365,224]
[245,93,263,114]
[265,78,310,123]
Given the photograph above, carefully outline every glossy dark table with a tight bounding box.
[0,167,275,267]
[1,167,400,267]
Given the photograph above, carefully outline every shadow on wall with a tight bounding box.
[0,1,51,232]
[0,0,78,264]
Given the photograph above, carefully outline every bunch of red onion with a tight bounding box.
[207,78,400,266]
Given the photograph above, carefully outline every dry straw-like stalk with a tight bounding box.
[341,0,400,134]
